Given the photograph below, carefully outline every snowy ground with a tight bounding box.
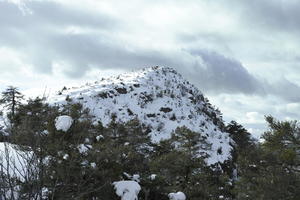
[0,142,33,181]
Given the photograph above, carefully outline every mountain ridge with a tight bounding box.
[49,66,232,165]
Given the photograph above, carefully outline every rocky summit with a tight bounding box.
[49,66,232,165]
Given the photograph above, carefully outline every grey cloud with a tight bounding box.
[1,0,300,103]
[0,0,120,74]
[184,49,300,103]
[46,33,177,77]
[182,0,300,33]
[28,2,118,29]
[0,0,178,77]
[46,32,264,92]
[266,78,300,102]
[186,49,264,94]
[227,0,300,33]
[0,1,118,47]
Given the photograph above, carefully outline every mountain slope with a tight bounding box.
[49,66,232,165]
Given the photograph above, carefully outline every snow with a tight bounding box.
[55,115,73,132]
[90,162,96,168]
[168,192,186,200]
[123,173,140,182]
[63,154,69,160]
[96,135,104,141]
[0,142,33,180]
[0,111,9,136]
[81,160,88,166]
[113,180,141,200]
[49,66,232,165]
[77,144,92,154]
[41,187,49,199]
[150,174,157,180]
[132,174,140,182]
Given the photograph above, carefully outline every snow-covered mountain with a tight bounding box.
[49,66,232,165]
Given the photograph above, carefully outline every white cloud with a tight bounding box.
[245,112,264,124]
[286,103,300,113]
[3,0,32,14]
[1,0,300,138]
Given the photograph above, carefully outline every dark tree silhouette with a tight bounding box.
[0,86,24,118]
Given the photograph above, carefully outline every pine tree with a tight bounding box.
[263,116,300,169]
[99,118,152,177]
[10,97,59,198]
[226,121,254,152]
[0,86,24,120]
[235,116,300,199]
[149,127,218,200]
[225,120,256,197]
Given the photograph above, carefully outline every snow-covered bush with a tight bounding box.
[168,192,186,200]
[113,181,141,200]
[55,115,73,132]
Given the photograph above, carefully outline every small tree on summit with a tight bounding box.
[0,86,24,119]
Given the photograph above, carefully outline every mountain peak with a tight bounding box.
[49,66,231,165]
[97,66,185,89]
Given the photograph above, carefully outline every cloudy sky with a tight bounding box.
[1,0,300,137]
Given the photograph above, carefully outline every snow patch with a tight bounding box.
[96,135,104,141]
[90,162,96,168]
[63,154,69,160]
[132,174,140,182]
[150,174,157,180]
[113,180,141,200]
[55,115,73,132]
[77,144,92,154]
[0,142,33,180]
[168,192,186,200]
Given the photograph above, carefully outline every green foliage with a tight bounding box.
[235,145,300,200]
[12,97,58,146]
[263,116,300,166]
[4,97,235,199]
[226,121,254,152]
[0,86,24,119]
[234,116,300,200]
[4,83,300,200]
[13,100,152,199]
[149,127,230,200]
